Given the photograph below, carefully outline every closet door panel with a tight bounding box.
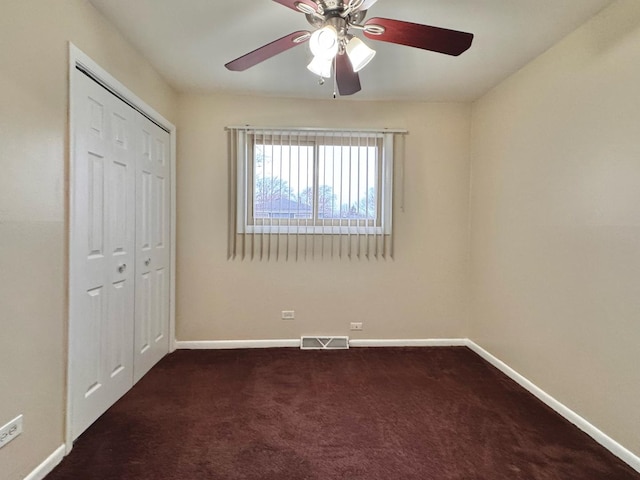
[70,71,136,440]
[134,116,171,383]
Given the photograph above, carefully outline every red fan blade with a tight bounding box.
[272,0,318,13]
[364,18,473,56]
[335,53,361,96]
[225,31,311,71]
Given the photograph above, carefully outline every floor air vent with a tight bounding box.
[300,336,349,350]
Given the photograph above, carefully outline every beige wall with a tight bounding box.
[177,94,471,342]
[0,1,177,478]
[4,0,640,476]
[470,0,640,456]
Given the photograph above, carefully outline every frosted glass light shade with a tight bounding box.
[309,26,339,60]
[346,37,376,72]
[307,55,333,78]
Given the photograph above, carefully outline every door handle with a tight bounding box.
[144,258,151,267]
[117,264,127,274]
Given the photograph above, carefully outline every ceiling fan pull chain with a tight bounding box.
[333,56,337,98]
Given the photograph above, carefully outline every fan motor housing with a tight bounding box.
[321,0,342,10]
[305,8,367,32]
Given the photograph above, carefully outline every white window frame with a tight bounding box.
[236,129,394,236]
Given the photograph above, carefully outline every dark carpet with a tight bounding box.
[47,347,640,479]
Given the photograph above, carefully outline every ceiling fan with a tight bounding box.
[225,0,474,96]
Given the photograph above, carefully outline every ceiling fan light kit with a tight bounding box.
[307,55,333,78]
[309,25,340,59]
[345,36,376,72]
[225,0,474,96]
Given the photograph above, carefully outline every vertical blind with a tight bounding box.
[227,126,407,261]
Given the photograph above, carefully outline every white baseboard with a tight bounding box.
[175,338,469,350]
[175,339,301,350]
[466,340,640,473]
[349,338,468,348]
[24,444,65,480]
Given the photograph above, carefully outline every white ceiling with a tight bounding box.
[89,0,614,102]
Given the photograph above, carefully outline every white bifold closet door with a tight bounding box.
[70,69,170,441]
[133,113,171,383]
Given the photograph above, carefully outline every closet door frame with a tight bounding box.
[67,43,176,454]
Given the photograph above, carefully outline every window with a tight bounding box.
[236,129,393,235]
[227,127,403,260]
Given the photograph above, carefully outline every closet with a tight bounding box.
[68,65,172,441]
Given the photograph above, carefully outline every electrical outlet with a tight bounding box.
[350,322,363,331]
[281,310,295,320]
[0,415,22,449]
